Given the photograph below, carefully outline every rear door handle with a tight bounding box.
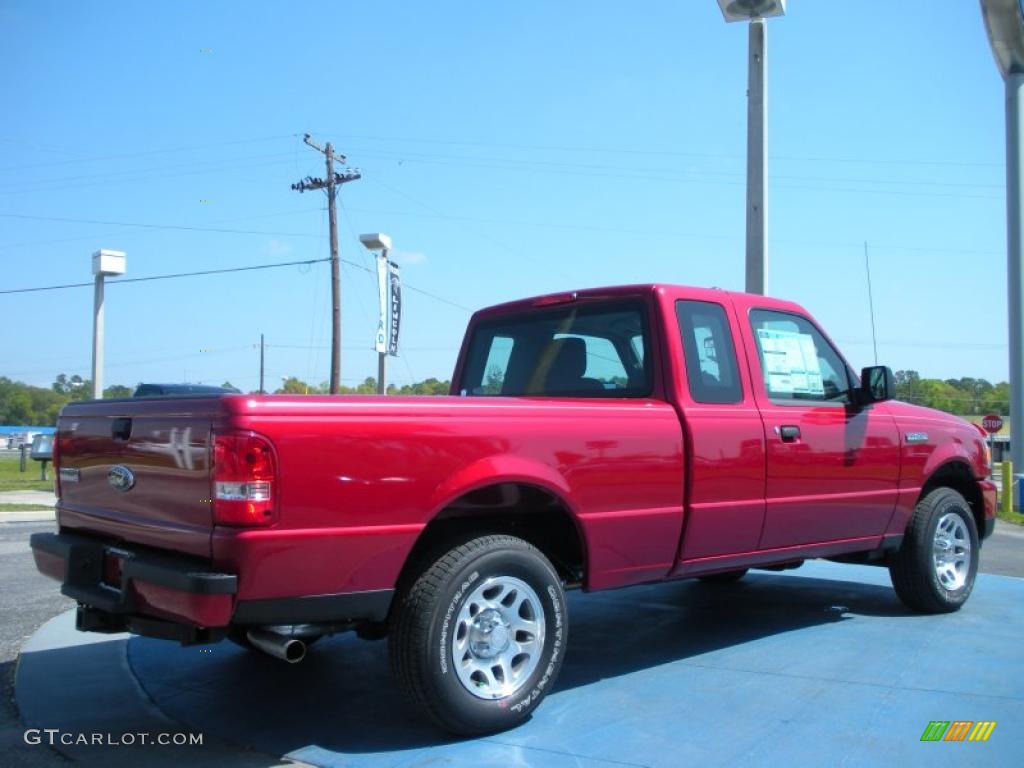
[777,425,801,442]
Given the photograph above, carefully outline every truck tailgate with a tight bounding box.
[56,397,223,559]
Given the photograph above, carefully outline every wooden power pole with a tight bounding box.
[291,134,361,394]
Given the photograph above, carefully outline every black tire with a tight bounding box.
[389,535,567,735]
[697,569,749,584]
[889,487,979,613]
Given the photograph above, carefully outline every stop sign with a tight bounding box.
[981,414,1004,434]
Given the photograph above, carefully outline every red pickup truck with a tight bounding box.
[31,284,996,735]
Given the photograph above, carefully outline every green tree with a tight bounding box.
[275,377,318,394]
[482,365,504,394]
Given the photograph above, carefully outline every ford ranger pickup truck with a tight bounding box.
[31,284,997,735]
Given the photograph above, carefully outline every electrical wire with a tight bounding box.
[323,132,1002,169]
[0,258,331,295]
[0,212,323,239]
[0,133,300,173]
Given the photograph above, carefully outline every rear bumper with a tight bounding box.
[30,531,396,640]
[30,531,237,629]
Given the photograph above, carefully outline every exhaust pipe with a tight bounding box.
[246,628,306,664]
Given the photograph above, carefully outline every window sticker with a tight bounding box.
[756,328,825,396]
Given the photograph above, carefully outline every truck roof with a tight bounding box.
[473,283,807,319]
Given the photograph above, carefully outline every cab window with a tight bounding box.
[749,309,852,403]
[676,300,742,404]
[460,301,652,397]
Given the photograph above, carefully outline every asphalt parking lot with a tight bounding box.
[5,516,1023,767]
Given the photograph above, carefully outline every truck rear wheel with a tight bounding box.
[389,534,567,735]
[889,487,979,613]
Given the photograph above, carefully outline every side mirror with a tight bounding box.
[859,365,895,405]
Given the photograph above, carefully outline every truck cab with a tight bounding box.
[31,283,997,736]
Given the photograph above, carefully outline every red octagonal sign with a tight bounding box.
[981,414,1004,434]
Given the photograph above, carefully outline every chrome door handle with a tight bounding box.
[777,425,801,442]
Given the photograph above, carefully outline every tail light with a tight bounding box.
[212,431,277,526]
[52,432,61,498]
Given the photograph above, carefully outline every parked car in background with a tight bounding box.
[133,383,241,397]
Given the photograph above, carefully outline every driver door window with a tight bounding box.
[749,310,851,404]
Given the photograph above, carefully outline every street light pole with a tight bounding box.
[717,0,785,295]
[90,250,126,400]
[377,272,388,396]
[980,0,1024,509]
[746,18,767,295]
[92,272,104,400]
[359,233,394,396]
[1006,70,1024,501]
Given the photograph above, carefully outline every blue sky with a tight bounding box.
[0,0,1010,391]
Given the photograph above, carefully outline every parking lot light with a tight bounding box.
[91,250,126,400]
[360,233,393,396]
[980,0,1024,509]
[716,0,785,296]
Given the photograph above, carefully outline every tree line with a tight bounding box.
[0,370,1010,427]
[893,371,1010,416]
[0,373,453,425]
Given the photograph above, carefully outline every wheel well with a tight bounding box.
[395,482,586,596]
[921,461,984,537]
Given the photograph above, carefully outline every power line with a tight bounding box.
[0,156,299,198]
[0,212,323,238]
[1,207,1003,259]
[0,206,325,253]
[349,147,1002,191]
[0,133,299,173]
[335,244,474,312]
[357,151,1001,202]
[324,132,1002,169]
[0,258,330,295]
[0,247,474,312]
[0,151,298,191]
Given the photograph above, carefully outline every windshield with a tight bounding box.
[459,300,652,398]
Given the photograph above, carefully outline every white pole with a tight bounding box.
[91,274,104,399]
[1006,71,1024,508]
[746,18,767,295]
[377,248,390,395]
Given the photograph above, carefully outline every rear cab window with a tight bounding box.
[459,300,652,398]
[749,309,854,404]
[675,300,742,404]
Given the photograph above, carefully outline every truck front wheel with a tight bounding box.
[888,487,979,613]
[389,535,567,735]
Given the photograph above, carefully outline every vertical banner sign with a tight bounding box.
[375,254,388,354]
[388,261,402,356]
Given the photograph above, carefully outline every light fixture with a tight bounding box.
[717,0,786,22]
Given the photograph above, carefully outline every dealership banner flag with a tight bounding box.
[375,255,388,354]
[388,261,402,356]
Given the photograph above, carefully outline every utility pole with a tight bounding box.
[291,134,361,394]
[259,333,265,394]
[746,18,767,295]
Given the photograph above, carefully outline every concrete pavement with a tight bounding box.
[0,491,57,523]
[14,560,1024,767]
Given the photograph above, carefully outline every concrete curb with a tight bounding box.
[0,511,56,523]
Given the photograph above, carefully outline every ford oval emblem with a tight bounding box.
[107,465,136,492]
